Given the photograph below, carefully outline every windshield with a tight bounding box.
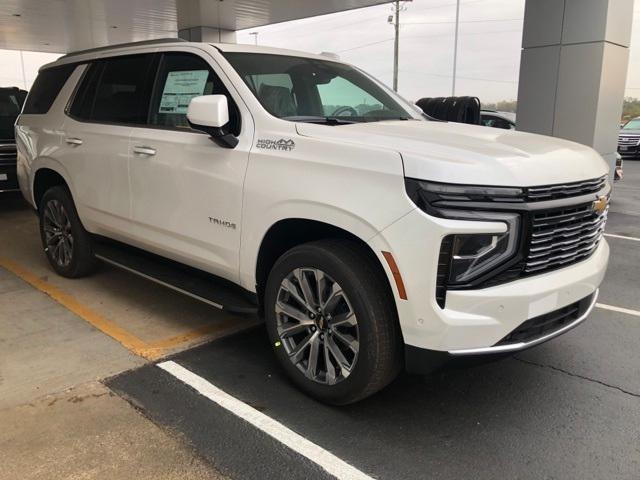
[222,52,421,124]
[622,119,640,130]
[0,89,26,140]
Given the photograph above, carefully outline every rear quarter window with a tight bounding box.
[22,64,76,115]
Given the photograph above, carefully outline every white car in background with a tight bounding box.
[16,40,610,404]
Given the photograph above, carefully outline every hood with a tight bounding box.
[296,120,609,187]
[619,129,640,136]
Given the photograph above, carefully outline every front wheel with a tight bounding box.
[264,239,402,405]
[39,186,96,278]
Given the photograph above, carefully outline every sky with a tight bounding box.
[1,0,639,104]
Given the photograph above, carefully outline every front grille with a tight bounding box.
[0,142,17,166]
[618,135,640,147]
[524,175,607,202]
[525,203,607,274]
[495,293,594,346]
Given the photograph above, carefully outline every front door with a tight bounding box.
[128,50,251,281]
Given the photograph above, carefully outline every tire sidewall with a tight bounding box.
[265,243,386,404]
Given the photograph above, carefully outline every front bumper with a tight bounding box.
[369,208,609,358]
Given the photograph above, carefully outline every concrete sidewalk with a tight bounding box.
[0,381,226,480]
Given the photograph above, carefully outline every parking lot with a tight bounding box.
[1,163,639,480]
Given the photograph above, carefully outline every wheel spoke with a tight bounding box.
[329,311,356,328]
[314,269,328,308]
[62,239,73,265]
[44,204,59,228]
[289,331,316,365]
[331,330,359,353]
[322,282,344,314]
[278,320,313,338]
[326,337,352,375]
[275,300,311,323]
[306,335,321,378]
[281,278,314,312]
[324,340,337,385]
[294,269,316,309]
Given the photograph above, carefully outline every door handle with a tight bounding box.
[133,146,157,156]
[65,137,83,146]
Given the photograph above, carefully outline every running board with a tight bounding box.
[93,239,258,316]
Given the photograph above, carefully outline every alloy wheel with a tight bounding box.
[43,199,74,267]
[275,268,359,385]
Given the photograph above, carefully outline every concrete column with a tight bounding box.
[516,0,634,175]
[176,0,237,44]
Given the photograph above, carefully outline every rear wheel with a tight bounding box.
[264,239,402,405]
[39,186,96,278]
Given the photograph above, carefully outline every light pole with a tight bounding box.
[452,0,460,96]
[393,0,400,92]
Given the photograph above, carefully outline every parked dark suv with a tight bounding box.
[618,117,640,159]
[0,87,27,192]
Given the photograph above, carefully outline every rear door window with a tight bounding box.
[90,54,157,125]
[23,64,76,115]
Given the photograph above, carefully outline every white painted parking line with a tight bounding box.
[596,303,640,318]
[158,361,375,480]
[604,233,640,242]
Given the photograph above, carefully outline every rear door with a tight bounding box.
[127,49,251,281]
[61,53,157,238]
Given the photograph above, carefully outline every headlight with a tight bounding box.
[405,179,523,287]
[442,211,520,285]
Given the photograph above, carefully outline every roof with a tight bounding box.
[44,39,341,71]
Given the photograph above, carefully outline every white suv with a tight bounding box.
[16,39,610,404]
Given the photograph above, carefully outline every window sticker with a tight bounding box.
[158,70,209,114]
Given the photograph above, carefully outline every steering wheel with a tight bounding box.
[331,106,358,117]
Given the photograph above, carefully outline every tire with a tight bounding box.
[264,239,402,405]
[39,185,96,278]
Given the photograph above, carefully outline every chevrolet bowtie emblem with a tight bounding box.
[592,195,608,215]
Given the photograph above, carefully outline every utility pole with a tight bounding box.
[452,0,460,96]
[393,0,400,92]
[19,51,27,89]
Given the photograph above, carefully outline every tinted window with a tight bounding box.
[23,64,76,115]
[148,52,240,134]
[91,54,156,124]
[69,62,103,120]
[0,88,27,139]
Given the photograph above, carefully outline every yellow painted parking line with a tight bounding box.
[145,317,258,355]
[0,256,254,361]
[0,256,160,360]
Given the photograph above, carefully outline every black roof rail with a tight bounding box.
[61,37,187,60]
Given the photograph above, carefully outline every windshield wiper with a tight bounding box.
[283,116,358,125]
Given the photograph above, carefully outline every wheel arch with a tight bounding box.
[254,218,399,320]
[33,168,70,210]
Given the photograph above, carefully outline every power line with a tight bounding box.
[337,29,521,53]
[403,18,522,25]
[400,70,518,84]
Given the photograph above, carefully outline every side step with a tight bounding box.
[93,239,258,316]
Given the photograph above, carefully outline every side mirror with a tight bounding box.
[187,95,238,148]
